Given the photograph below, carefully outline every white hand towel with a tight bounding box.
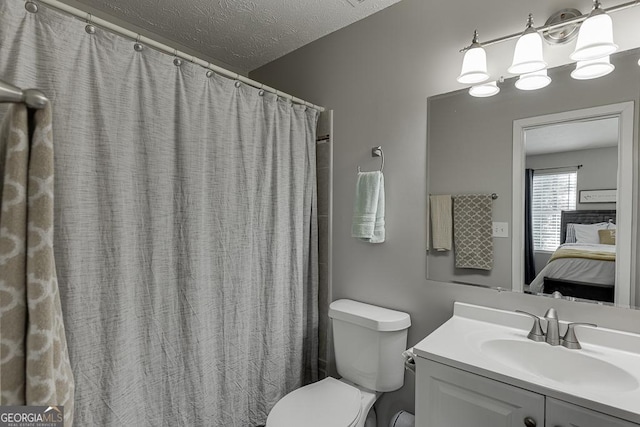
[351,171,385,243]
[429,195,452,251]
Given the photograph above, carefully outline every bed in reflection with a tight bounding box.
[529,210,616,302]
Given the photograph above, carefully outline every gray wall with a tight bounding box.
[527,146,618,211]
[250,0,640,424]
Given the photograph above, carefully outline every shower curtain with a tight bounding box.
[0,2,318,426]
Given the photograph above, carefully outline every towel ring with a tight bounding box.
[357,146,384,173]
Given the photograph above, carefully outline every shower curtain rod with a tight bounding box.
[0,79,48,108]
[35,0,326,112]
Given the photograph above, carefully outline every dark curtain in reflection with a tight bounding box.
[524,169,536,285]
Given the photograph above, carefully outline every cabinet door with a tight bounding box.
[415,358,544,427]
[547,397,639,427]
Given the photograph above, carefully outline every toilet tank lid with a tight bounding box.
[328,299,411,332]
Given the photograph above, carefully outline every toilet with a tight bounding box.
[266,299,411,427]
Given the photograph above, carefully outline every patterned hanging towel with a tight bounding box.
[452,194,493,270]
[0,103,75,426]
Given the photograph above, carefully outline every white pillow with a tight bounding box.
[573,222,615,244]
[565,224,577,243]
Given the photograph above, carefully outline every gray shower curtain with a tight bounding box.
[0,2,318,426]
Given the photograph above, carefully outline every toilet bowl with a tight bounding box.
[266,377,378,427]
[266,299,411,427]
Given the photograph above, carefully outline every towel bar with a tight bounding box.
[430,193,498,200]
[357,146,384,173]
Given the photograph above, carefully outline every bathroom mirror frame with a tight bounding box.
[426,48,640,308]
[511,102,637,306]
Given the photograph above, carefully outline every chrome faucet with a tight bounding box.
[517,309,597,349]
[515,310,545,342]
[561,322,598,349]
[544,308,560,346]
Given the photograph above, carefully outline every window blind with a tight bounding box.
[532,171,577,251]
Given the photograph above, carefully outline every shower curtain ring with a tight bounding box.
[206,64,214,78]
[134,35,143,52]
[25,1,39,13]
[85,13,96,34]
[173,50,182,67]
[259,84,265,96]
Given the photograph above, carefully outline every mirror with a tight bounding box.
[426,47,639,308]
[512,103,634,306]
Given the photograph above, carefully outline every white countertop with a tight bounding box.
[413,302,640,424]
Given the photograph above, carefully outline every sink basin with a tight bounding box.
[414,302,640,422]
[480,339,639,392]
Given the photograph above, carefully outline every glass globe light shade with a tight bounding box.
[570,11,618,61]
[508,30,547,75]
[515,69,551,91]
[469,81,500,97]
[571,56,615,80]
[457,46,490,84]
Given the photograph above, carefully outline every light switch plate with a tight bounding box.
[492,222,509,238]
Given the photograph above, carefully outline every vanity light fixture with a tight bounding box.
[515,69,552,90]
[457,0,638,96]
[570,0,618,61]
[508,14,547,75]
[571,55,615,79]
[469,81,500,97]
[457,31,490,84]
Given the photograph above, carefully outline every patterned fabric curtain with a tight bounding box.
[0,2,319,426]
[524,169,536,285]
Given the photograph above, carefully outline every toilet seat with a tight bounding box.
[266,377,362,427]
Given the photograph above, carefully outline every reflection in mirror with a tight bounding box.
[524,117,619,302]
[426,48,639,309]
[512,102,635,307]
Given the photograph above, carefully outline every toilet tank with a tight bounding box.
[328,299,411,392]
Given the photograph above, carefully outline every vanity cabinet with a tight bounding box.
[416,359,544,427]
[416,358,639,427]
[547,397,639,427]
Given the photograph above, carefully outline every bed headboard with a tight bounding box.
[560,210,616,243]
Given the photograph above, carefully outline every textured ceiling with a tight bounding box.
[66,0,403,73]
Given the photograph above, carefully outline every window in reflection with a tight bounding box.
[532,170,578,252]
